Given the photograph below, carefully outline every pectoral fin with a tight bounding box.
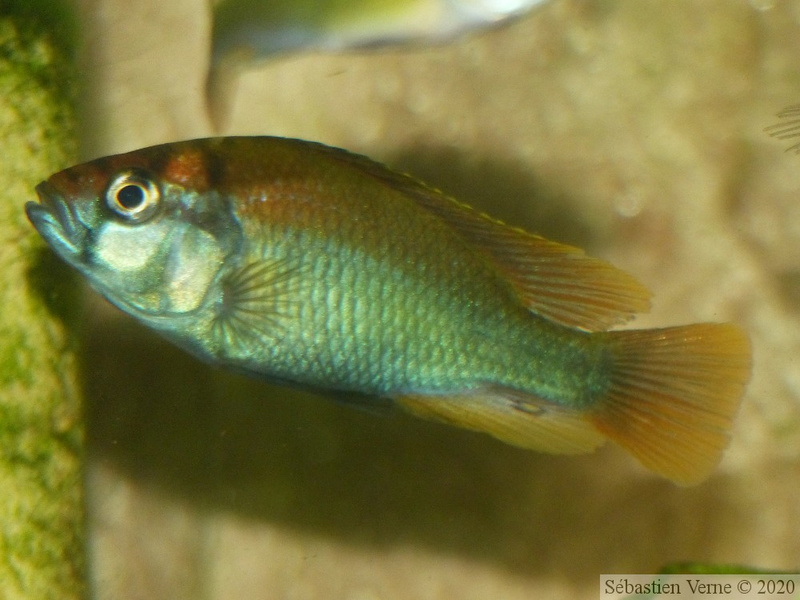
[211,259,304,352]
[396,387,605,455]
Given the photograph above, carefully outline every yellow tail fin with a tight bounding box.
[591,323,751,485]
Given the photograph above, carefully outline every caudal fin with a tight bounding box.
[591,323,751,485]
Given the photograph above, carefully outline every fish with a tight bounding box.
[207,0,550,129]
[764,104,800,153]
[26,136,751,485]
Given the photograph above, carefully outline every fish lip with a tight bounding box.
[26,181,82,257]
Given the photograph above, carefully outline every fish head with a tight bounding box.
[26,147,241,325]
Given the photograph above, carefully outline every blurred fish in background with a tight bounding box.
[765,104,800,153]
[206,0,550,129]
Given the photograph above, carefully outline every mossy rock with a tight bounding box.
[0,1,84,598]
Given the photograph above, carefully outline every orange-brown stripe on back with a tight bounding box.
[160,145,215,192]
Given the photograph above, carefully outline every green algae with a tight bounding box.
[0,1,84,598]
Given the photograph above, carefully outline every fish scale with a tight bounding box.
[229,158,520,393]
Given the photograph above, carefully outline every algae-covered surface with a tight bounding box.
[68,0,800,598]
[0,1,83,598]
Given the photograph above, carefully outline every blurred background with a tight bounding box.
[62,0,800,598]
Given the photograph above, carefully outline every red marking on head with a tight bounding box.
[47,160,108,201]
[161,148,210,191]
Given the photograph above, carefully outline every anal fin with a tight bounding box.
[396,387,605,455]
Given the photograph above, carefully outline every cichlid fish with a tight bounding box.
[26,137,751,485]
[765,104,800,153]
[207,0,549,129]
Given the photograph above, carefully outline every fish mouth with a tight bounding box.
[26,181,83,258]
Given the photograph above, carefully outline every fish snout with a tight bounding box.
[26,181,83,255]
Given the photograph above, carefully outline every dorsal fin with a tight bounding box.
[317,144,652,331]
[411,200,652,331]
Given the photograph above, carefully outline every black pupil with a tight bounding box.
[116,184,146,210]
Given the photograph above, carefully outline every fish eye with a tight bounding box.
[105,170,161,223]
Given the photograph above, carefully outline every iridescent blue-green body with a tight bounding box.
[26,136,750,485]
[208,167,608,407]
